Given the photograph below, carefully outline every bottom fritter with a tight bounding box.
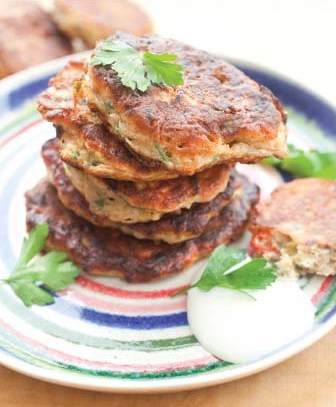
[26,179,259,283]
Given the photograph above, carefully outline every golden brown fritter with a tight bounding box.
[37,60,83,126]
[120,173,253,244]
[44,138,231,223]
[42,138,249,244]
[53,0,152,48]
[64,158,231,221]
[85,32,287,175]
[53,0,152,49]
[38,60,177,181]
[249,178,336,277]
[58,125,176,181]
[43,138,109,228]
[26,179,258,283]
[0,1,72,78]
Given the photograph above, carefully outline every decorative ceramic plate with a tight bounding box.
[0,55,335,393]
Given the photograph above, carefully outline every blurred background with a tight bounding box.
[0,0,336,105]
[139,0,336,105]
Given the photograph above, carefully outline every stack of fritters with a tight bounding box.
[31,33,287,282]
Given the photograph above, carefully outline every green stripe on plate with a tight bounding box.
[0,102,38,137]
[315,283,336,320]
[0,334,230,380]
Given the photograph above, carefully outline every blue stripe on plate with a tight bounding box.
[236,63,336,138]
[51,296,188,329]
[9,76,50,109]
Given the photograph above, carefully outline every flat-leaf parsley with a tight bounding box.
[174,245,277,296]
[2,224,81,307]
[92,39,184,92]
[263,144,336,180]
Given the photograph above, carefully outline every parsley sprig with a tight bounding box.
[263,144,336,180]
[2,224,80,307]
[174,245,277,296]
[92,39,184,92]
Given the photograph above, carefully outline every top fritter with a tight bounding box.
[83,32,287,175]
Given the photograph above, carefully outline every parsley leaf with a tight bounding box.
[143,52,184,87]
[94,198,105,208]
[174,245,277,296]
[154,143,172,162]
[92,39,184,92]
[15,223,48,269]
[263,144,336,180]
[2,224,81,307]
[193,246,248,291]
[8,280,54,307]
[216,258,277,290]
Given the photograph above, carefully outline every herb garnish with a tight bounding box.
[174,245,277,297]
[103,101,113,112]
[2,224,80,307]
[94,198,105,208]
[70,150,79,160]
[263,144,336,180]
[154,143,172,162]
[92,39,184,92]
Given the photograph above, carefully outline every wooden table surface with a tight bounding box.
[0,328,335,407]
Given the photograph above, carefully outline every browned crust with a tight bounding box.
[54,0,152,48]
[58,125,177,181]
[37,60,83,125]
[120,173,252,243]
[44,138,231,218]
[38,60,179,181]
[102,164,230,212]
[0,1,72,78]
[25,178,259,283]
[87,32,287,172]
[42,138,109,228]
[249,178,336,248]
[43,138,251,244]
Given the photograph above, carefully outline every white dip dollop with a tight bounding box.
[187,278,315,364]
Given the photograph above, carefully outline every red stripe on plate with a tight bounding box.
[0,317,215,373]
[0,118,43,149]
[64,288,187,313]
[311,276,334,305]
[77,276,188,300]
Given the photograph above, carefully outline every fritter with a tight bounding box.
[64,159,231,222]
[26,179,258,283]
[85,32,287,175]
[38,60,177,181]
[58,126,176,181]
[37,60,83,126]
[121,174,254,244]
[43,138,231,223]
[0,1,72,78]
[249,178,336,277]
[53,0,152,49]
[43,138,248,243]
